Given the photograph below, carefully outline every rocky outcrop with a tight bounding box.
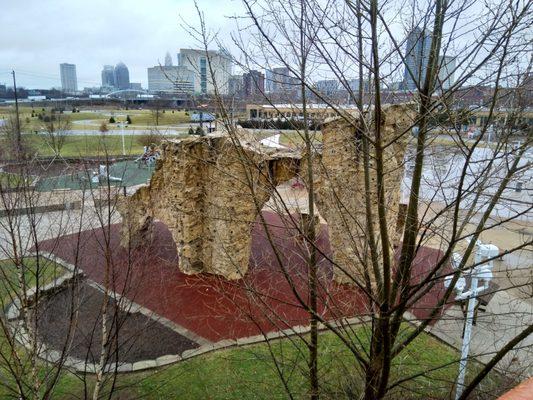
[309,104,416,284]
[119,134,299,279]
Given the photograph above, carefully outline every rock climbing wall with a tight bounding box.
[310,104,416,285]
[119,135,299,279]
[120,103,415,284]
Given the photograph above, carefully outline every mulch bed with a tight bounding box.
[31,280,199,364]
[36,211,450,343]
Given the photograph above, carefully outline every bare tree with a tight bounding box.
[1,111,28,160]
[151,100,165,126]
[187,0,532,398]
[40,113,71,158]
[0,142,156,399]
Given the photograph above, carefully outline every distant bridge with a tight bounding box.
[105,89,152,99]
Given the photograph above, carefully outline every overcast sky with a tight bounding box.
[0,0,241,89]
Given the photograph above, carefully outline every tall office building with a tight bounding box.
[114,62,130,90]
[437,56,456,91]
[147,65,194,94]
[265,67,295,93]
[402,27,432,91]
[164,52,173,67]
[265,69,274,92]
[347,79,372,93]
[101,65,115,88]
[315,79,339,96]
[177,48,232,95]
[228,74,244,96]
[243,70,265,96]
[59,63,78,93]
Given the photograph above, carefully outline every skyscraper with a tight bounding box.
[101,65,115,88]
[114,62,130,90]
[147,65,194,94]
[243,70,265,97]
[402,27,432,91]
[177,49,232,95]
[315,79,340,96]
[265,67,291,93]
[437,56,456,91]
[60,63,78,93]
[164,52,173,67]
[228,74,244,97]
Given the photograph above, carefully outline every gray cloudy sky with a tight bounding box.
[0,0,240,89]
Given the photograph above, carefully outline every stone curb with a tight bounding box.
[7,253,452,375]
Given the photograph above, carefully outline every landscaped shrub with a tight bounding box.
[137,130,163,148]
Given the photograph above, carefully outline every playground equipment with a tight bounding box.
[136,145,160,168]
[91,165,123,184]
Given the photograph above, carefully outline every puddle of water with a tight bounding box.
[402,145,532,221]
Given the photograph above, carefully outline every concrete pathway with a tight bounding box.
[429,288,533,378]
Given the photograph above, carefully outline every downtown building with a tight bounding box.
[228,74,244,97]
[265,67,300,102]
[176,48,232,95]
[315,79,340,96]
[402,27,456,92]
[60,63,78,93]
[437,55,456,92]
[101,65,115,88]
[265,67,294,93]
[114,62,130,90]
[402,27,432,91]
[243,70,265,97]
[147,65,194,94]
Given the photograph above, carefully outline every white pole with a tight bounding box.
[121,122,125,156]
[455,250,480,400]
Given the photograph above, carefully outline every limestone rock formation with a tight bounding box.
[119,133,299,280]
[309,104,416,284]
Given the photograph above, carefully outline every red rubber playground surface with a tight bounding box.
[37,212,450,342]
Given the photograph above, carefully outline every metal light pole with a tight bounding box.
[454,241,498,400]
[119,122,126,156]
[455,265,479,400]
[12,70,22,158]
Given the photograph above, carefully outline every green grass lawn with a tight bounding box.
[0,171,31,188]
[121,110,190,126]
[120,326,503,400]
[0,257,68,301]
[0,106,190,132]
[23,134,147,157]
[0,257,81,399]
[7,133,185,158]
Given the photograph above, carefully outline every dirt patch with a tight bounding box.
[31,280,200,364]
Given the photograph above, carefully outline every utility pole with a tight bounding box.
[116,121,126,157]
[12,70,22,158]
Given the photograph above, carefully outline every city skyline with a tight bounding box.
[0,0,240,89]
